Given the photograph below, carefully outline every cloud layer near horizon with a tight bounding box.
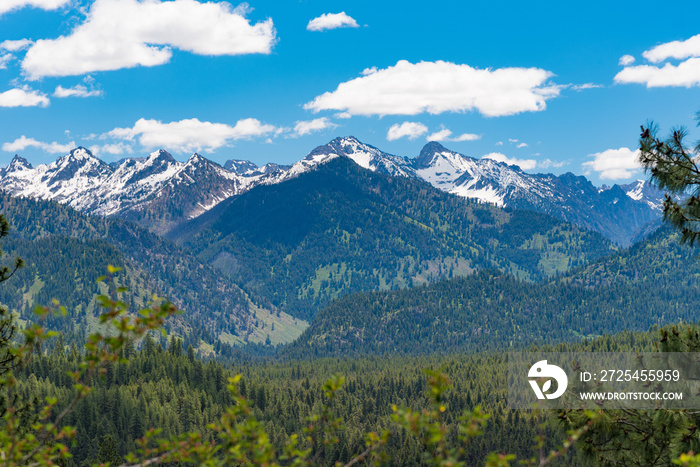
[582,147,641,180]
[106,118,277,153]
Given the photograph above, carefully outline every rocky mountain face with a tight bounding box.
[0,137,663,244]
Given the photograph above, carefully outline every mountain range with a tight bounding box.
[0,136,663,245]
[178,156,615,320]
[0,135,694,358]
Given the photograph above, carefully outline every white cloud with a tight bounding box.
[0,0,69,16]
[0,54,13,69]
[21,0,277,79]
[516,142,528,148]
[643,34,700,63]
[426,129,452,142]
[450,133,480,142]
[361,66,378,76]
[292,117,337,137]
[54,84,103,98]
[0,39,33,51]
[304,60,560,117]
[106,117,276,152]
[538,159,567,169]
[89,143,133,156]
[616,35,700,88]
[615,58,700,87]
[570,82,603,91]
[426,127,480,142]
[2,135,75,153]
[619,54,635,66]
[482,152,537,171]
[508,138,519,143]
[495,141,503,146]
[582,147,641,180]
[386,122,428,141]
[307,12,359,32]
[0,87,49,107]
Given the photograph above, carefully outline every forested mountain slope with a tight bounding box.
[181,157,615,320]
[283,225,700,357]
[0,193,307,350]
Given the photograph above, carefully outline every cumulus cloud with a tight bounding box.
[2,135,75,153]
[616,35,700,87]
[426,129,452,142]
[482,152,537,171]
[619,54,635,66]
[291,117,337,137]
[54,84,103,98]
[643,35,700,63]
[304,60,560,117]
[88,143,133,156]
[426,127,480,142]
[21,0,277,79]
[582,147,641,180]
[387,122,428,141]
[0,0,68,16]
[615,59,700,87]
[0,39,33,51]
[106,117,277,152]
[450,133,480,142]
[516,142,528,148]
[0,87,49,107]
[307,12,359,31]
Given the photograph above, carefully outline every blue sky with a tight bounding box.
[2,0,700,185]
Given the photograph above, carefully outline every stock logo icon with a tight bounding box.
[528,360,568,400]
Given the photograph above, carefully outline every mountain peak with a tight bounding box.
[313,136,373,157]
[421,141,448,154]
[415,141,452,169]
[224,159,258,174]
[333,135,361,146]
[67,146,97,161]
[7,154,32,171]
[187,153,206,164]
[147,149,175,162]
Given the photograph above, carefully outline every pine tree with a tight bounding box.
[640,118,700,245]
[96,435,122,466]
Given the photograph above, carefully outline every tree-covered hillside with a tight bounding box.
[0,194,307,351]
[182,157,615,320]
[283,225,700,358]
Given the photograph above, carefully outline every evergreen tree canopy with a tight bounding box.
[640,117,700,245]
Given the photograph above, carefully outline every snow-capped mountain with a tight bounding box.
[620,179,666,211]
[0,147,262,235]
[292,138,663,245]
[0,137,664,245]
